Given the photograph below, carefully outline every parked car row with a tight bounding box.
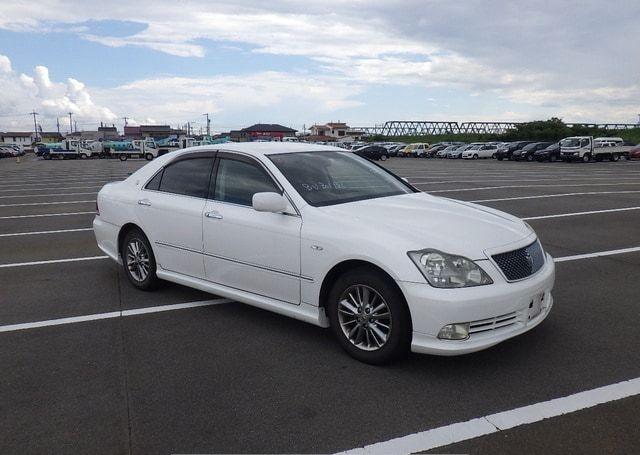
[0,144,26,158]
[355,137,638,163]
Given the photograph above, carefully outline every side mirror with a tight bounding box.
[252,192,288,213]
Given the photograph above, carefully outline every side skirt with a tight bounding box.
[156,269,330,328]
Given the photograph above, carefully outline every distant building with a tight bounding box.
[310,122,349,139]
[40,132,64,143]
[98,125,119,140]
[1,132,34,147]
[231,124,297,142]
[125,125,184,139]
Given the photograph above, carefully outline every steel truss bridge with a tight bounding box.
[354,121,639,137]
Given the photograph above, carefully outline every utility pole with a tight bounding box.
[122,116,129,127]
[68,112,73,133]
[74,120,78,133]
[56,117,60,134]
[203,113,211,136]
[29,110,39,141]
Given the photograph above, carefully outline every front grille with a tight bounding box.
[469,312,518,335]
[492,240,545,281]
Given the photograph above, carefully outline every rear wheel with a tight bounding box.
[121,229,159,291]
[327,267,411,364]
[119,154,128,161]
[380,154,388,161]
[611,153,619,162]
[526,154,534,162]
[80,153,88,159]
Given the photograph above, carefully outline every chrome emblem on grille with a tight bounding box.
[524,250,533,267]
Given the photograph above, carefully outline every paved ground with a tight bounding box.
[1,154,639,454]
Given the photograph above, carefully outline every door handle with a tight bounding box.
[205,211,223,219]
[137,199,152,206]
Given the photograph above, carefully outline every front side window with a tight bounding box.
[214,158,280,206]
[269,151,414,207]
[153,157,213,198]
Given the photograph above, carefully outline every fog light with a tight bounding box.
[438,323,470,340]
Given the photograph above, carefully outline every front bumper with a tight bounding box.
[399,253,555,356]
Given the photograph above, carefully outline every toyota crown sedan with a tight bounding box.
[94,143,555,364]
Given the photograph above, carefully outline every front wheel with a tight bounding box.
[611,153,619,162]
[380,154,388,161]
[145,153,154,161]
[121,230,159,291]
[327,267,411,364]
[582,153,591,163]
[119,154,128,161]
[473,154,478,160]
[526,154,533,162]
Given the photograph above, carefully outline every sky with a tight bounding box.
[0,0,638,134]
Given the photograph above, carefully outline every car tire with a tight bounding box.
[526,154,533,162]
[582,154,591,163]
[43,154,51,160]
[380,154,388,161]
[473,154,478,160]
[497,156,503,161]
[549,155,557,162]
[119,154,128,161]
[80,153,88,159]
[145,153,154,161]
[611,153,619,162]
[121,229,159,291]
[327,267,411,365]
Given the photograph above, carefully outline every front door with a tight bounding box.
[202,153,302,304]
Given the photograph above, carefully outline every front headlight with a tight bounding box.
[407,249,493,288]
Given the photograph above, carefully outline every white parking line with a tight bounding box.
[0,192,98,199]
[522,206,640,220]
[339,377,640,455]
[0,228,93,237]
[0,186,103,193]
[0,256,108,268]
[0,180,114,188]
[0,299,233,333]
[411,176,640,185]
[554,246,640,262]
[0,200,95,207]
[471,190,640,203]
[0,211,95,220]
[428,182,640,193]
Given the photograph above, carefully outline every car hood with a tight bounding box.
[317,192,533,260]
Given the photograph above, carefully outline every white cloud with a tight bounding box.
[0,54,116,130]
[0,1,639,125]
[92,71,364,131]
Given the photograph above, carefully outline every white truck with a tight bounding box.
[102,139,160,161]
[38,139,100,160]
[560,136,633,162]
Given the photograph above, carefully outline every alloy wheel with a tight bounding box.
[126,239,150,282]
[337,284,392,351]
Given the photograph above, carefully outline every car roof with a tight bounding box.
[178,142,345,157]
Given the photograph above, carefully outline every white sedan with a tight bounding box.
[462,144,499,159]
[94,143,555,364]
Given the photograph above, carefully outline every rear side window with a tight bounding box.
[214,158,280,206]
[145,171,163,191]
[157,157,213,198]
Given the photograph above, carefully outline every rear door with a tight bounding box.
[202,152,302,304]
[136,152,215,278]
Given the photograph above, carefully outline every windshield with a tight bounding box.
[269,151,414,207]
[561,138,581,147]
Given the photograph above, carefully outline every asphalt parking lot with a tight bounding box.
[1,154,639,454]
